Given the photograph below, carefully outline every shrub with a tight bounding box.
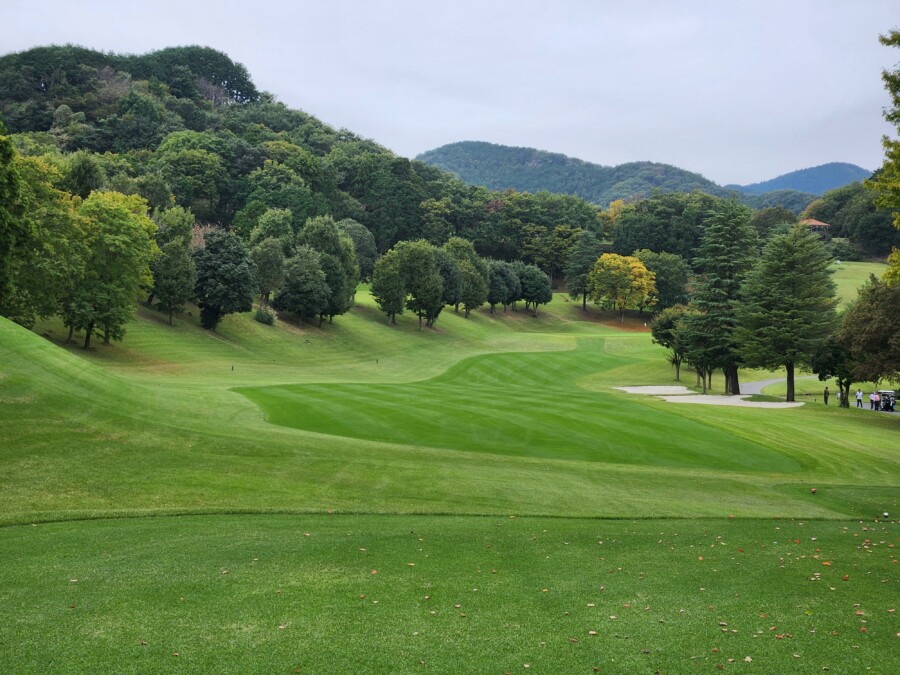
[254,306,276,325]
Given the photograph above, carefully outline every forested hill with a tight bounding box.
[417,141,820,213]
[0,45,607,260]
[728,162,872,195]
[417,141,732,204]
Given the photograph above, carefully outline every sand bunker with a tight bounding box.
[615,386,804,408]
[615,386,694,395]
[657,394,803,408]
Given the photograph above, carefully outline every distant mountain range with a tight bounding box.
[725,162,872,195]
[416,142,871,212]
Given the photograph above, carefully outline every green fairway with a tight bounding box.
[1,287,898,672]
[237,345,804,472]
[830,261,888,307]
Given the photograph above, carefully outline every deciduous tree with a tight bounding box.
[588,253,656,322]
[272,245,329,326]
[371,248,405,325]
[250,237,284,306]
[651,304,697,382]
[193,228,257,330]
[64,191,157,348]
[633,249,690,311]
[518,263,553,317]
[835,275,900,383]
[152,237,196,325]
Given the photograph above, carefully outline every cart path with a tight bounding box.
[741,375,818,396]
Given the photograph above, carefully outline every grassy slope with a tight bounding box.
[1,288,897,672]
[2,291,897,523]
[830,261,888,308]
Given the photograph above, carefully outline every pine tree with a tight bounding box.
[685,200,758,394]
[735,225,838,401]
[565,230,603,310]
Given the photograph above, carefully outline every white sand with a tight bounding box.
[616,385,804,408]
[657,395,804,408]
[615,386,694,395]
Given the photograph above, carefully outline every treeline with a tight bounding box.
[372,237,552,328]
[645,200,899,402]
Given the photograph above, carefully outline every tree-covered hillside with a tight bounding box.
[417,140,820,212]
[417,140,732,204]
[0,45,606,255]
[731,162,872,195]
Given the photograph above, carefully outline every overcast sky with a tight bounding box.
[4,0,898,184]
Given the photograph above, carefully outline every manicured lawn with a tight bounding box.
[1,515,896,673]
[1,284,897,672]
[830,261,888,307]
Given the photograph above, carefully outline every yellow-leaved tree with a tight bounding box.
[587,253,656,322]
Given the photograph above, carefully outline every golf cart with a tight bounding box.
[877,390,896,412]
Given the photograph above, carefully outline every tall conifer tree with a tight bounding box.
[735,225,838,401]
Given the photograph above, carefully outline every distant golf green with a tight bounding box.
[1,286,897,672]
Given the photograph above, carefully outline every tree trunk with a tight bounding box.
[696,369,702,387]
[83,322,94,349]
[464,307,470,318]
[724,365,740,395]
[418,314,423,331]
[674,358,681,382]
[707,370,713,391]
[840,381,851,408]
[454,303,460,313]
[490,304,495,316]
[103,324,111,345]
[785,361,795,402]
[533,304,538,317]
[66,325,74,344]
[582,292,587,311]
[619,306,625,322]
[701,368,708,394]
[319,315,324,327]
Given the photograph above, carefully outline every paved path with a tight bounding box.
[741,375,818,396]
